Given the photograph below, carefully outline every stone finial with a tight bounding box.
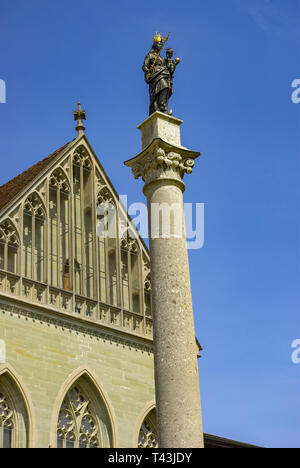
[73,102,86,137]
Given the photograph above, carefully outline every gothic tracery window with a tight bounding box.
[57,386,100,449]
[73,147,95,298]
[49,169,70,289]
[138,408,158,448]
[22,193,45,281]
[0,221,19,274]
[121,237,141,313]
[0,373,28,448]
[0,392,14,448]
[5,145,151,329]
[97,187,119,306]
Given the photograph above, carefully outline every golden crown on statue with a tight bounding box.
[153,32,163,43]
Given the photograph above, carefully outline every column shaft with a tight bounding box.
[145,180,204,448]
[124,111,204,448]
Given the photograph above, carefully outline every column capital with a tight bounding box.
[124,113,200,189]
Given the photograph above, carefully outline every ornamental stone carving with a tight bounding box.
[49,168,70,193]
[130,145,196,186]
[121,236,138,253]
[57,386,100,448]
[95,169,106,191]
[73,145,92,169]
[0,392,14,429]
[23,193,45,218]
[138,410,158,448]
[0,221,19,247]
[97,186,114,206]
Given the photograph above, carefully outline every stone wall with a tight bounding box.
[0,299,155,448]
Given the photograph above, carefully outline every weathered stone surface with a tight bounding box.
[0,303,155,448]
[125,111,204,448]
[138,112,183,150]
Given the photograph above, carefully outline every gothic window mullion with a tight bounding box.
[69,184,73,293]
[115,209,121,308]
[80,165,85,297]
[20,212,24,278]
[43,200,48,284]
[136,248,143,315]
[91,166,98,302]
[31,214,35,281]
[75,406,87,448]
[3,241,8,272]
[69,401,79,448]
[115,209,122,318]
[57,189,61,289]
[49,169,71,291]
[138,252,145,330]
[0,391,14,449]
[128,249,133,312]
[44,181,49,287]
[104,212,109,305]
[22,211,31,279]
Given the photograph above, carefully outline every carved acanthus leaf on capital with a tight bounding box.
[131,145,195,185]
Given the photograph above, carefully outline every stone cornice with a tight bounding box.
[137,111,183,131]
[0,297,154,355]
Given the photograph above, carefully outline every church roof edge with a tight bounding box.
[0,141,72,212]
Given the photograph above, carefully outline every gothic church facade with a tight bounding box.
[0,128,159,448]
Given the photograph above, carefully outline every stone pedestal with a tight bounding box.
[125,111,204,448]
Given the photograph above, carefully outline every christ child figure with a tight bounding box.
[165,48,180,78]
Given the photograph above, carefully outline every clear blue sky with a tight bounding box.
[1,0,299,448]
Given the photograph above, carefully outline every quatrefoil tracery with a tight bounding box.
[73,146,92,169]
[0,221,19,247]
[97,187,114,206]
[57,386,100,448]
[49,168,70,193]
[138,419,158,448]
[23,193,45,218]
[0,392,14,429]
[121,236,139,253]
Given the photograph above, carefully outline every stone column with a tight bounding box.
[125,111,204,448]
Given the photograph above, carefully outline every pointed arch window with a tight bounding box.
[56,376,113,448]
[49,169,71,289]
[57,386,100,449]
[138,408,158,448]
[121,237,142,313]
[22,193,45,282]
[0,221,19,274]
[0,391,14,448]
[73,147,95,298]
[0,372,29,448]
[97,187,119,306]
